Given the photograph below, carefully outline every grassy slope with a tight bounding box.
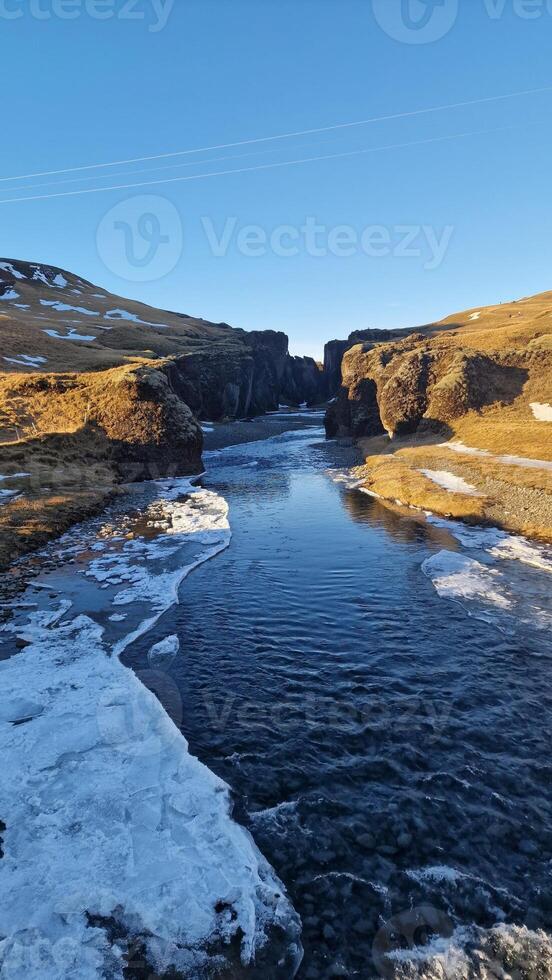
[355,290,552,541]
[0,260,227,569]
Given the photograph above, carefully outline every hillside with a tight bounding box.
[326,290,552,541]
[0,259,326,569]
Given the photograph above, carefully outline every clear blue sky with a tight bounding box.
[1,0,551,358]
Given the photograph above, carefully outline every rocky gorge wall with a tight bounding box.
[323,328,413,398]
[0,362,204,481]
[324,332,550,441]
[169,332,326,422]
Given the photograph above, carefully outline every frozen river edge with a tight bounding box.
[0,478,302,979]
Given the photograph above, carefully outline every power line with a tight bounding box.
[0,123,535,206]
[1,84,550,184]
[0,140,348,195]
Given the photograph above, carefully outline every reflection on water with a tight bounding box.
[123,424,552,979]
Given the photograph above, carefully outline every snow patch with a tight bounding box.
[468,311,481,321]
[0,489,19,505]
[0,262,26,280]
[531,402,552,422]
[422,551,512,611]
[0,289,19,300]
[441,440,552,471]
[380,923,552,979]
[4,354,47,368]
[104,309,169,328]
[489,535,552,573]
[419,469,481,496]
[43,329,96,342]
[40,300,100,316]
[0,616,300,978]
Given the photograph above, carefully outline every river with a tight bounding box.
[2,414,552,978]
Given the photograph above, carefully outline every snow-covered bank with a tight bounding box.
[0,482,301,979]
[333,466,552,635]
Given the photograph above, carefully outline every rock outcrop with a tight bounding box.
[325,330,548,442]
[281,355,325,406]
[0,362,203,481]
[0,259,327,425]
[325,292,552,541]
[323,328,412,398]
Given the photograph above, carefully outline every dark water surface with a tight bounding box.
[123,421,552,978]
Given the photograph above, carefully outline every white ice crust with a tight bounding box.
[0,483,300,978]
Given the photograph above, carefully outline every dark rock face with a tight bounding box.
[169,347,255,421]
[325,377,385,439]
[325,336,438,440]
[323,328,412,397]
[248,330,290,414]
[171,332,326,420]
[323,340,351,398]
[281,356,325,406]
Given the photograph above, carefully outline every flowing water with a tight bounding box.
[118,419,552,978]
[3,415,552,978]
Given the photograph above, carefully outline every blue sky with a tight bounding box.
[1,0,551,358]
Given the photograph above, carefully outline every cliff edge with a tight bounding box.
[325,292,552,541]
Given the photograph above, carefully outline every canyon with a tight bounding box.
[1,259,552,569]
[0,259,327,566]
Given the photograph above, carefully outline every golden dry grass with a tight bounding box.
[346,289,552,539]
[357,436,552,542]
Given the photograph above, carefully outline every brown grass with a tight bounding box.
[356,436,552,542]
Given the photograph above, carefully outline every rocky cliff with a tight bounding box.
[0,361,203,481]
[281,355,325,406]
[0,258,328,567]
[0,257,331,447]
[0,259,325,424]
[323,327,413,398]
[325,292,552,540]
